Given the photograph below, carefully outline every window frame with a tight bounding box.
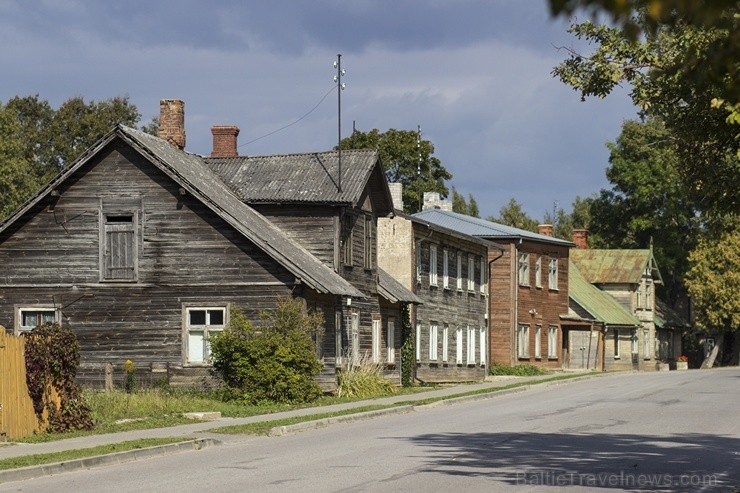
[15,306,60,334]
[480,257,487,294]
[643,328,651,359]
[429,244,438,286]
[535,255,542,288]
[518,253,530,287]
[372,318,381,363]
[547,326,558,359]
[479,327,486,366]
[387,317,396,364]
[548,257,558,290]
[613,328,621,359]
[466,326,476,364]
[517,323,530,358]
[442,249,450,289]
[442,324,449,363]
[535,324,542,359]
[183,305,228,365]
[416,322,422,361]
[415,241,422,284]
[100,210,139,282]
[455,327,463,364]
[467,254,475,292]
[429,323,438,361]
[456,251,463,291]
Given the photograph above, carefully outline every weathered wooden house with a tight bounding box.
[378,197,502,382]
[0,99,417,388]
[412,209,573,370]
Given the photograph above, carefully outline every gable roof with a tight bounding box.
[654,298,690,329]
[205,150,393,213]
[1,125,363,299]
[377,268,423,304]
[570,249,663,285]
[412,209,573,246]
[568,261,640,326]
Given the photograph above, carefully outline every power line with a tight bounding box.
[238,84,337,149]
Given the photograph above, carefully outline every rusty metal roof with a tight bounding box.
[570,249,663,285]
[568,261,640,326]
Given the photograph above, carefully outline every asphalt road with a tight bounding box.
[2,369,738,492]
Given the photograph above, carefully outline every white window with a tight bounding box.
[480,257,487,294]
[185,306,226,364]
[517,324,529,358]
[415,241,422,283]
[429,245,438,286]
[548,326,558,358]
[442,324,449,362]
[631,329,639,354]
[518,253,530,286]
[535,256,542,288]
[351,313,360,363]
[387,317,396,363]
[613,328,620,359]
[643,328,650,359]
[372,318,381,363]
[479,328,486,365]
[467,254,475,291]
[535,325,542,359]
[645,283,652,310]
[416,323,421,361]
[335,310,343,364]
[429,324,438,361]
[456,251,463,290]
[548,258,558,290]
[17,307,58,333]
[456,328,463,364]
[467,326,476,364]
[442,249,449,289]
[636,283,643,308]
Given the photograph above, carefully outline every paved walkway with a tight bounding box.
[0,373,592,464]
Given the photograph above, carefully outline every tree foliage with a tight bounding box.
[488,198,539,232]
[451,187,480,218]
[340,128,453,214]
[209,298,324,404]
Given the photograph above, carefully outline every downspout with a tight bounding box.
[513,239,522,366]
[487,248,504,374]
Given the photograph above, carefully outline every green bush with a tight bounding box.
[489,363,549,376]
[337,352,396,399]
[210,298,324,404]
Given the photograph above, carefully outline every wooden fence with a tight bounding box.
[0,331,40,441]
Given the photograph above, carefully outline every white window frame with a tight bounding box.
[456,328,463,364]
[442,249,449,289]
[456,251,463,291]
[16,306,59,334]
[535,256,542,288]
[480,257,487,294]
[517,324,529,358]
[442,324,449,362]
[335,310,343,365]
[643,328,650,359]
[518,253,530,287]
[429,245,438,286]
[415,241,422,284]
[467,254,475,291]
[429,324,438,361]
[636,283,643,308]
[416,323,421,361]
[631,329,639,354]
[467,326,476,364]
[372,318,381,363]
[535,324,542,359]
[479,327,486,366]
[184,305,227,365]
[351,312,360,364]
[548,326,558,358]
[645,282,652,311]
[613,328,621,359]
[548,257,558,290]
[387,317,396,363]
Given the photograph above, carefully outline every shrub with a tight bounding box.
[210,297,324,404]
[399,304,414,387]
[337,352,396,399]
[489,363,549,377]
[24,322,94,433]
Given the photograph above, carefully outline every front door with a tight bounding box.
[569,330,598,369]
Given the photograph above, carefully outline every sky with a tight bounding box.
[0,0,638,220]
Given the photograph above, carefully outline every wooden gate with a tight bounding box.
[0,331,40,440]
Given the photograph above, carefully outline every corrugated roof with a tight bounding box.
[205,150,391,210]
[400,210,505,251]
[377,269,423,304]
[570,249,663,285]
[412,209,573,246]
[568,261,640,326]
[654,298,690,329]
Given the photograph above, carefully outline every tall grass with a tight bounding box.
[337,352,396,399]
[489,363,549,376]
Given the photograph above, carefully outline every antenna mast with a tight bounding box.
[334,54,346,192]
[417,125,422,211]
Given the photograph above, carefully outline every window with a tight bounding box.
[442,324,449,362]
[387,317,396,363]
[456,328,463,364]
[364,215,373,270]
[645,283,652,310]
[535,256,542,288]
[467,326,476,364]
[343,214,354,266]
[415,241,422,283]
[636,284,643,308]
[351,313,360,363]
[613,329,620,359]
[517,324,529,358]
[335,310,343,364]
[372,318,381,363]
[548,326,558,358]
[467,254,475,291]
[535,325,542,359]
[548,258,558,290]
[480,257,487,294]
[102,213,137,281]
[416,323,421,361]
[185,307,226,364]
[480,328,486,365]
[429,324,438,361]
[17,307,58,333]
[429,245,438,286]
[643,328,650,359]
[631,329,639,354]
[456,252,463,290]
[442,249,449,289]
[518,253,530,286]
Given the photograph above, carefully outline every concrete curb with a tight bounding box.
[269,405,415,436]
[0,438,219,485]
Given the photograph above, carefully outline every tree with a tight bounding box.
[340,128,453,214]
[488,198,539,232]
[451,187,480,218]
[0,103,39,219]
[552,7,739,216]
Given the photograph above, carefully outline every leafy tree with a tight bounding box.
[488,198,539,232]
[451,187,480,218]
[0,103,39,219]
[340,128,453,214]
[552,7,739,216]
[210,298,324,404]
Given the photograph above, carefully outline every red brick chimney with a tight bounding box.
[210,125,240,158]
[538,224,553,237]
[158,99,186,150]
[572,229,589,249]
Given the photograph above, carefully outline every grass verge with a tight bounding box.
[0,438,188,471]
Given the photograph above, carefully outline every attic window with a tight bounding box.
[101,212,138,281]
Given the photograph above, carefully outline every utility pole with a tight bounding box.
[333,54,346,192]
[417,125,422,211]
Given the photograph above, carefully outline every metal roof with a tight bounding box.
[570,249,663,285]
[568,261,640,326]
[377,269,423,304]
[412,209,574,246]
[654,298,690,329]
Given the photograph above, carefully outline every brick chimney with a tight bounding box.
[158,99,186,150]
[572,229,589,249]
[538,224,553,237]
[210,125,240,158]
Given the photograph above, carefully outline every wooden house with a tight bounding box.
[411,209,573,370]
[378,204,502,382]
[0,99,417,389]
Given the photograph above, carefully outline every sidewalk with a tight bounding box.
[0,372,596,478]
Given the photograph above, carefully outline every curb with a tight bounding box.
[0,438,219,485]
[269,405,415,436]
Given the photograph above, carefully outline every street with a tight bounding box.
[2,369,738,492]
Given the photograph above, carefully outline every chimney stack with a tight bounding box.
[572,229,589,249]
[210,125,240,158]
[538,224,553,237]
[158,99,186,150]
